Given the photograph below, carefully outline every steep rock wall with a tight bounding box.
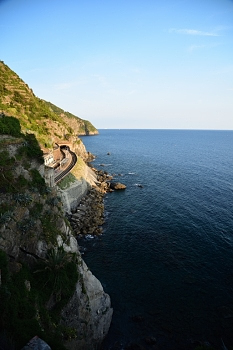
[61,258,113,350]
[58,178,89,213]
[0,137,112,349]
[59,223,113,350]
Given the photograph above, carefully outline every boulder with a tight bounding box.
[109,182,126,190]
[22,336,51,350]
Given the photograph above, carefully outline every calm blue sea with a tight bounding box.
[79,129,233,350]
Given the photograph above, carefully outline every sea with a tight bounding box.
[79,129,233,350]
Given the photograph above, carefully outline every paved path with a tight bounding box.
[54,147,77,183]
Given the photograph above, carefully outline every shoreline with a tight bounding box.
[66,164,126,238]
[66,167,112,237]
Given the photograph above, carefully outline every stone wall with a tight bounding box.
[58,178,90,213]
[58,163,98,214]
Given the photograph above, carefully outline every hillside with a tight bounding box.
[0,61,98,150]
[0,64,112,349]
[44,100,97,135]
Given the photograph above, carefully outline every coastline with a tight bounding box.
[65,162,126,238]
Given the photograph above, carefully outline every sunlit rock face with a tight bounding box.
[60,259,113,350]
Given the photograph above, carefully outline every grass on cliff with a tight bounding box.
[58,157,86,190]
[0,61,98,149]
[71,157,86,179]
[58,173,77,190]
[0,116,44,164]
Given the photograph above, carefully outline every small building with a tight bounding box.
[43,152,54,166]
[42,143,71,186]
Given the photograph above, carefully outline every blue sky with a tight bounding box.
[1,0,233,129]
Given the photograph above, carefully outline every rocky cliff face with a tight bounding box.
[0,62,111,350]
[61,258,113,350]
[0,133,112,349]
[44,101,98,136]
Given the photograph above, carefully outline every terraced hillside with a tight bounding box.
[0,61,98,150]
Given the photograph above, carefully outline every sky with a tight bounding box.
[1,0,233,130]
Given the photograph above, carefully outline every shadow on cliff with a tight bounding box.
[0,114,43,161]
[0,115,44,193]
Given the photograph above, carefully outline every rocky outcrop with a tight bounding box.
[55,163,113,349]
[68,188,105,236]
[0,188,113,349]
[22,336,51,350]
[66,167,127,237]
[110,182,127,190]
[61,259,113,350]
[94,169,126,191]
[72,139,92,161]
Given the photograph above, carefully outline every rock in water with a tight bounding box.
[109,182,126,190]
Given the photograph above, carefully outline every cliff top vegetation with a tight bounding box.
[0,61,98,150]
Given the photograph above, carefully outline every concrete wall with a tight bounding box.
[58,178,90,213]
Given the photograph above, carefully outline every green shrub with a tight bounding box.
[34,246,78,300]
[29,169,46,193]
[0,168,15,193]
[13,193,32,206]
[29,202,43,219]
[41,213,61,244]
[17,217,36,234]
[17,174,29,189]
[0,210,14,225]
[24,134,43,163]
[14,91,24,104]
[0,150,15,167]
[0,116,22,137]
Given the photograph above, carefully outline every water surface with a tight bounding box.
[80,129,233,350]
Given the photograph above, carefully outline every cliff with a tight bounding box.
[0,61,98,151]
[0,122,112,350]
[44,101,98,136]
[0,64,112,349]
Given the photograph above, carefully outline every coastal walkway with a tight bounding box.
[54,146,77,184]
